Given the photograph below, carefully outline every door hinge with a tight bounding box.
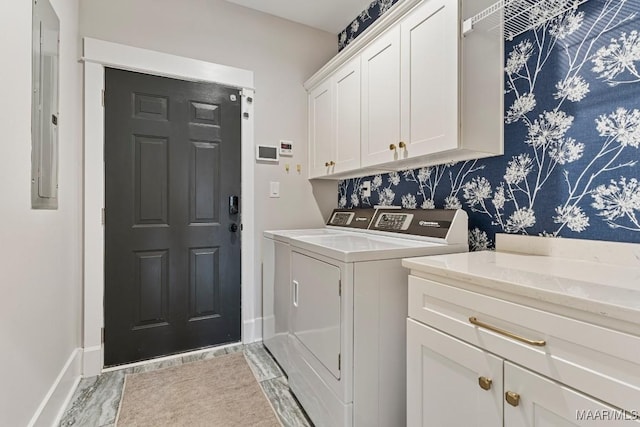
[101,89,105,107]
[101,327,105,343]
[101,208,105,225]
[338,353,341,370]
[338,279,342,297]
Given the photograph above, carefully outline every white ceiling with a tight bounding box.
[224,0,374,33]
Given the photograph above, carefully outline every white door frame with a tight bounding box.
[81,38,255,376]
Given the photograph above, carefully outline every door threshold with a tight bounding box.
[101,341,243,373]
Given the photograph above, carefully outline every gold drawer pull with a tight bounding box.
[469,317,546,347]
[389,143,397,151]
[478,376,492,391]
[506,391,520,407]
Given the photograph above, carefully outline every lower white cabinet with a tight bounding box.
[407,319,503,427]
[406,275,640,427]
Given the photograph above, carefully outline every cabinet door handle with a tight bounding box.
[398,141,406,149]
[478,376,492,391]
[505,391,520,407]
[469,317,546,347]
[389,143,397,151]
[293,280,299,307]
[329,160,335,166]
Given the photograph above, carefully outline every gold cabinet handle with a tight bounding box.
[478,376,492,391]
[329,160,335,166]
[469,317,546,347]
[389,143,397,151]
[505,391,520,407]
[325,162,330,167]
[398,141,406,149]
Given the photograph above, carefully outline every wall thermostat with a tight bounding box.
[279,140,294,156]
[256,145,279,162]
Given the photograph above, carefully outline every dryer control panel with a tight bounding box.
[370,208,459,239]
[327,208,376,229]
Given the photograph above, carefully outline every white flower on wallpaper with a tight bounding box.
[505,92,536,123]
[549,9,585,39]
[554,75,590,102]
[350,20,359,34]
[401,194,417,209]
[553,205,590,232]
[548,138,585,164]
[350,193,360,207]
[596,107,640,148]
[526,110,574,148]
[359,9,372,22]
[444,195,462,210]
[505,40,534,75]
[591,177,640,230]
[504,154,533,185]
[469,228,491,251]
[505,208,537,233]
[592,30,640,86]
[378,0,394,15]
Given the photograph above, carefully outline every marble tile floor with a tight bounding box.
[59,343,313,427]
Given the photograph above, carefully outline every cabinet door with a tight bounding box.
[309,79,334,178]
[400,0,459,157]
[334,57,361,174]
[504,362,640,426]
[407,319,503,427]
[361,27,401,167]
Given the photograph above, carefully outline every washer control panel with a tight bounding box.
[330,212,354,226]
[375,213,414,230]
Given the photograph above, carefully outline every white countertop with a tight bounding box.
[402,248,640,326]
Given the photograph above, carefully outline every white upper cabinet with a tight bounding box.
[305,0,503,179]
[309,57,362,178]
[400,0,459,158]
[309,79,334,178]
[361,27,401,168]
[334,57,362,174]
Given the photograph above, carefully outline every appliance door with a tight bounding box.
[291,251,342,379]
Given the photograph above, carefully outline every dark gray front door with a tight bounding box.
[104,68,241,366]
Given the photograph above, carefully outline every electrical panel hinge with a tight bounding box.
[101,327,104,343]
[101,208,105,225]
[338,353,341,371]
[101,89,105,107]
[339,279,342,297]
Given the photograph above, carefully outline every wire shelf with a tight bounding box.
[463,0,590,40]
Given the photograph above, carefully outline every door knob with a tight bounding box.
[478,376,492,391]
[229,223,239,232]
[505,391,520,407]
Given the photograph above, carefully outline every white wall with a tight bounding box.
[79,0,338,338]
[0,0,83,425]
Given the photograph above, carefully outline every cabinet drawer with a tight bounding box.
[408,275,640,413]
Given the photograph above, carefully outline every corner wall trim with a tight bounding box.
[243,317,263,344]
[28,348,82,427]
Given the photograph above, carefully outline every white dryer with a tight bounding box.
[285,208,469,427]
[262,209,377,375]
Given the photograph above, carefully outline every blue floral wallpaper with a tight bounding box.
[338,0,401,51]
[338,0,640,250]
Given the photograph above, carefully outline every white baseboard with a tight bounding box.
[82,345,103,377]
[28,348,82,427]
[243,317,263,343]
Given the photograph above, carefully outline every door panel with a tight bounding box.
[291,251,342,380]
[309,80,334,177]
[334,57,361,173]
[104,68,241,366]
[504,362,640,427]
[401,0,459,156]
[407,319,503,427]
[361,27,401,167]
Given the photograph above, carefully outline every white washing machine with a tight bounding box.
[285,208,469,427]
[262,209,378,375]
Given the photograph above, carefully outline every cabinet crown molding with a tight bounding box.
[303,0,422,91]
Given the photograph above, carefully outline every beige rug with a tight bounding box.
[116,352,281,427]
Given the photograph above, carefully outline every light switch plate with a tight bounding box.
[361,181,371,198]
[269,181,280,198]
